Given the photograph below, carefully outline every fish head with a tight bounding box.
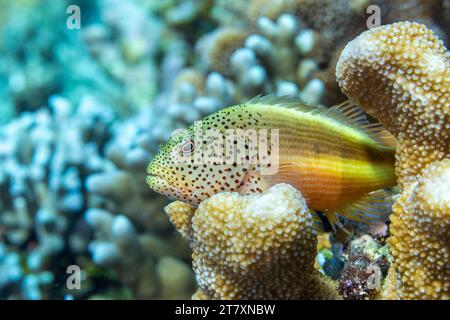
[147,126,198,204]
[147,117,253,205]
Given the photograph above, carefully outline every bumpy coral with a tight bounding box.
[336,22,450,300]
[336,22,450,188]
[388,159,450,299]
[205,28,249,75]
[165,184,340,299]
[0,95,194,299]
[165,200,195,241]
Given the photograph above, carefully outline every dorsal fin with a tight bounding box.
[247,95,396,149]
[330,101,397,149]
[247,94,326,113]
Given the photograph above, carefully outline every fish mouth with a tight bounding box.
[146,173,170,188]
[147,172,162,179]
[146,173,190,200]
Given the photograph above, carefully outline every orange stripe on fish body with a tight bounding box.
[242,96,396,225]
[147,95,397,230]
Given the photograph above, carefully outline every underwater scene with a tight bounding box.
[0,0,449,301]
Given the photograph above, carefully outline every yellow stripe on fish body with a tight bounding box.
[147,95,397,229]
[231,96,396,219]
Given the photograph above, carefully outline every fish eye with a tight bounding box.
[180,140,195,155]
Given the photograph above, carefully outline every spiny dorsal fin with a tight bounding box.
[247,95,396,149]
[331,101,397,149]
[247,94,326,113]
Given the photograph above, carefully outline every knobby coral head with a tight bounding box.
[389,159,450,299]
[336,21,450,300]
[336,21,450,188]
[164,184,340,300]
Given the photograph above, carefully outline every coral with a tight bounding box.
[336,21,450,188]
[247,0,291,25]
[82,0,164,115]
[156,256,197,299]
[85,211,158,298]
[291,0,369,64]
[379,0,447,43]
[85,209,195,299]
[0,95,194,299]
[0,0,64,119]
[204,28,249,75]
[0,95,111,298]
[206,0,450,109]
[388,159,450,299]
[338,235,390,300]
[155,0,208,27]
[165,184,340,299]
[336,22,450,300]
[378,265,401,300]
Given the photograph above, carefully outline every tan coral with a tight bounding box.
[206,28,249,76]
[165,200,195,241]
[336,22,450,188]
[377,265,401,300]
[165,184,340,299]
[173,68,205,96]
[388,159,450,299]
[336,22,450,300]
[381,0,447,41]
[247,0,291,24]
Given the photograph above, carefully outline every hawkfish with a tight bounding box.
[147,95,397,229]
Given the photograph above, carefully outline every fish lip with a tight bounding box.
[147,173,191,199]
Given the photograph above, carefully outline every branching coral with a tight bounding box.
[336,22,450,300]
[204,28,249,76]
[0,95,194,299]
[336,21,450,189]
[85,209,195,299]
[0,96,111,298]
[165,184,340,300]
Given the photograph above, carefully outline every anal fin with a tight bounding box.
[310,211,326,233]
[332,189,395,226]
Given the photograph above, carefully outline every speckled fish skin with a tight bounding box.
[147,95,396,218]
